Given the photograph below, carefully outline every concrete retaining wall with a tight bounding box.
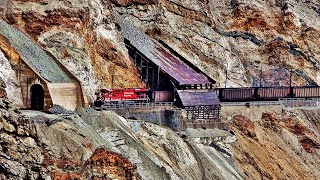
[111,106,185,131]
[111,107,226,131]
[47,83,81,110]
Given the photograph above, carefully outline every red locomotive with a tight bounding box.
[94,88,149,106]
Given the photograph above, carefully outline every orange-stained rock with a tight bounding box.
[230,115,256,138]
[46,148,141,180]
[111,0,157,7]
[300,138,320,153]
[95,39,129,69]
[19,10,87,40]
[261,112,320,153]
[0,34,21,66]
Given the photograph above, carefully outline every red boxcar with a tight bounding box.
[95,88,149,105]
[220,88,254,101]
[258,87,290,100]
[293,86,320,98]
[152,91,174,102]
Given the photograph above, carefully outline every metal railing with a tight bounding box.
[221,101,282,106]
[279,98,319,108]
[221,98,320,108]
[101,102,174,110]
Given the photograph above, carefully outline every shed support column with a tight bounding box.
[186,107,190,119]
[156,67,160,89]
[192,106,195,120]
[196,106,200,118]
[151,67,155,89]
[146,62,149,83]
[134,52,137,65]
[140,58,143,72]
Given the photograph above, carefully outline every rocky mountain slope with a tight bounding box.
[1,77,320,179]
[113,0,320,87]
[0,80,141,179]
[1,0,320,180]
[230,111,320,179]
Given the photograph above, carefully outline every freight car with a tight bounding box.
[217,86,320,102]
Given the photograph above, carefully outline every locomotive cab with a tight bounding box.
[94,88,150,106]
[94,89,111,107]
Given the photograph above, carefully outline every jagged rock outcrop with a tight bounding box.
[0,99,142,179]
[0,37,23,107]
[0,97,49,179]
[46,148,141,179]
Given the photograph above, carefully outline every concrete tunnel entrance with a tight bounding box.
[31,84,44,110]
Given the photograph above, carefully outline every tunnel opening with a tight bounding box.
[31,84,44,110]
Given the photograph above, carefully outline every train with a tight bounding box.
[94,88,174,107]
[94,86,320,107]
[216,86,320,102]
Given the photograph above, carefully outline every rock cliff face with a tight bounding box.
[1,0,319,99]
[113,0,320,87]
[1,1,320,180]
[0,36,23,107]
[0,0,144,102]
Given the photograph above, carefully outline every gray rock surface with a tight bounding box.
[0,51,23,106]
[47,104,74,115]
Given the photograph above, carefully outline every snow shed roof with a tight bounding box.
[117,17,214,85]
[0,19,72,83]
[177,90,220,107]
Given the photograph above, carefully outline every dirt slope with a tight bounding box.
[230,112,320,179]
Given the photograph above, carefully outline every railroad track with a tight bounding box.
[99,102,174,110]
[221,101,281,106]
[221,98,320,108]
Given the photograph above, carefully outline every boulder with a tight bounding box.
[47,104,74,115]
